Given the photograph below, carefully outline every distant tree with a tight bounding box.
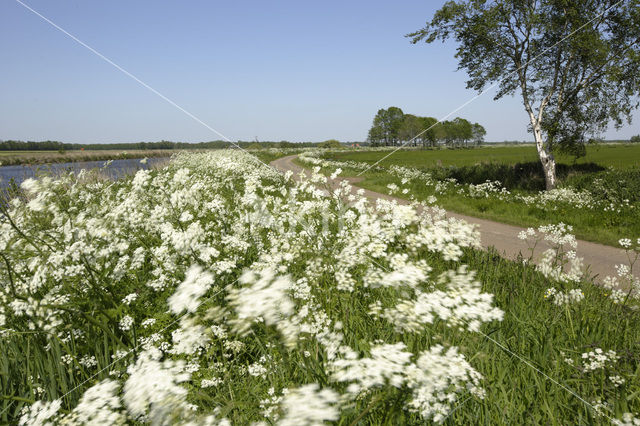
[631,135,640,143]
[440,121,458,147]
[452,117,473,147]
[409,0,640,189]
[366,109,484,149]
[432,121,448,147]
[398,114,423,146]
[472,123,487,146]
[247,142,263,150]
[369,107,405,146]
[277,141,296,148]
[319,139,342,149]
[420,116,439,147]
[367,125,385,147]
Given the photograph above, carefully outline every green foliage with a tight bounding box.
[631,135,640,143]
[566,168,640,204]
[368,107,405,146]
[472,122,486,145]
[367,108,485,148]
[318,139,342,149]
[430,161,606,192]
[0,139,324,152]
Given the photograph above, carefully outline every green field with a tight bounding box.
[330,143,640,169]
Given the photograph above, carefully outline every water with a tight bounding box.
[0,157,167,189]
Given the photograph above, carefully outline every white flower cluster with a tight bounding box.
[581,348,620,372]
[298,149,617,212]
[544,287,585,306]
[519,224,585,304]
[467,180,511,199]
[167,265,216,314]
[369,266,503,332]
[614,412,640,426]
[602,238,640,304]
[330,342,484,422]
[520,187,596,209]
[6,150,503,424]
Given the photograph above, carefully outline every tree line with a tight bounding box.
[367,107,486,148]
[0,140,323,151]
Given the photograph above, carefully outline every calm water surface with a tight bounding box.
[0,157,167,189]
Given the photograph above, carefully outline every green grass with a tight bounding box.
[431,247,640,424]
[331,143,640,169]
[0,149,175,166]
[250,148,302,164]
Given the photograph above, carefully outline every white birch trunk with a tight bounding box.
[528,113,557,190]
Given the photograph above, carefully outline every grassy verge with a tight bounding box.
[355,173,637,247]
[250,148,304,164]
[432,246,640,424]
[2,151,639,424]
[301,150,639,247]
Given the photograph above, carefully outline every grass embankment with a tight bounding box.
[0,149,176,166]
[314,145,640,247]
[250,148,305,164]
[2,151,639,423]
[3,151,640,423]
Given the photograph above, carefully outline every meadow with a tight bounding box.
[328,143,640,170]
[308,145,640,247]
[1,150,639,424]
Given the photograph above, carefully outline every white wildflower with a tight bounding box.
[168,265,215,315]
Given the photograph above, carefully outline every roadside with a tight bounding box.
[271,154,633,283]
[310,150,640,247]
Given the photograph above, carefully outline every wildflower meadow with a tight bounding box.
[1,150,640,424]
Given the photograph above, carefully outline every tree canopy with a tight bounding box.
[408,0,640,189]
[319,139,343,148]
[367,107,485,148]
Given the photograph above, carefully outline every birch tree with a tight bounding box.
[408,0,640,189]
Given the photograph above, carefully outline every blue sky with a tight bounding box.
[1,0,638,143]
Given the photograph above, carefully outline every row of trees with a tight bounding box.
[0,140,323,151]
[0,140,74,151]
[367,107,486,148]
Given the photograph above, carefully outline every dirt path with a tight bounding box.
[271,154,633,282]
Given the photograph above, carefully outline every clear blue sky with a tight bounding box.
[1,0,638,143]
